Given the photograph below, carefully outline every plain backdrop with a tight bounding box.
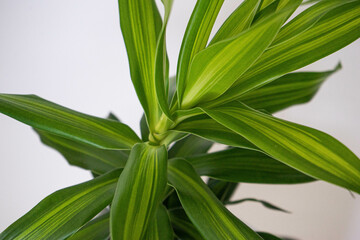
[0,1,359,239]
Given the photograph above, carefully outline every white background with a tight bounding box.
[0,1,359,239]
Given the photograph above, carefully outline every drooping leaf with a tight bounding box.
[210,0,261,44]
[169,134,213,158]
[67,211,110,240]
[118,0,162,131]
[211,1,360,106]
[35,129,128,175]
[110,143,167,240]
[168,158,262,240]
[238,64,341,113]
[0,169,122,240]
[187,148,314,184]
[180,9,289,109]
[207,178,239,203]
[169,209,204,240]
[155,0,173,120]
[176,0,224,104]
[202,103,360,194]
[174,115,258,150]
[0,94,141,149]
[226,198,290,213]
[144,204,174,240]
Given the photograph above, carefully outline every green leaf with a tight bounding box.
[226,198,290,213]
[67,211,110,240]
[259,0,276,11]
[154,0,173,120]
[210,0,261,44]
[0,169,122,240]
[169,135,213,158]
[187,148,314,184]
[176,0,224,105]
[202,103,360,194]
[140,114,150,141]
[169,209,204,240]
[0,94,141,150]
[253,0,301,24]
[238,64,341,113]
[144,204,174,240]
[257,232,283,240]
[110,143,167,240]
[174,115,257,150]
[118,0,162,131]
[168,158,262,240]
[212,1,360,105]
[35,129,128,175]
[181,9,289,109]
[207,179,239,203]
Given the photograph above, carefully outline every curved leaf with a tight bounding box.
[238,64,341,113]
[110,143,167,240]
[169,135,213,158]
[176,0,224,104]
[169,209,204,240]
[0,169,121,240]
[0,94,140,149]
[118,0,162,130]
[144,204,174,240]
[202,103,360,194]
[187,148,314,184]
[226,198,290,213]
[168,158,262,240]
[207,179,239,203]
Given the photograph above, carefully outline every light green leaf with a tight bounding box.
[210,0,261,44]
[155,0,173,120]
[173,115,257,150]
[212,1,360,105]
[176,0,224,105]
[238,63,341,113]
[35,129,128,175]
[187,148,314,184]
[202,103,360,194]
[67,211,110,240]
[0,169,121,240]
[110,143,167,240]
[144,204,174,240]
[181,9,289,109]
[168,158,262,240]
[118,0,162,131]
[169,135,213,158]
[169,209,204,240]
[0,94,140,149]
[226,198,290,213]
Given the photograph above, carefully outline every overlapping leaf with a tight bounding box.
[0,169,121,240]
[168,158,262,240]
[110,143,167,240]
[118,0,162,130]
[144,204,174,240]
[187,148,314,184]
[202,103,360,194]
[0,94,140,149]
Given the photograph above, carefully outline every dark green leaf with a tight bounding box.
[226,198,290,213]
[169,135,213,158]
[169,209,204,240]
[207,179,239,203]
[144,204,174,240]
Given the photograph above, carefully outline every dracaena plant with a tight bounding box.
[0,0,359,239]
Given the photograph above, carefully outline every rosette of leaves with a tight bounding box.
[1,0,360,239]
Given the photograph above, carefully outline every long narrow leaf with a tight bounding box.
[210,0,261,44]
[207,179,239,203]
[110,143,167,240]
[202,103,360,194]
[0,169,122,240]
[176,0,224,104]
[238,64,341,113]
[169,209,204,240]
[226,198,290,213]
[169,135,213,158]
[212,1,360,105]
[187,148,314,184]
[35,129,128,174]
[0,94,140,149]
[181,9,289,109]
[144,204,174,240]
[118,0,162,130]
[168,158,262,240]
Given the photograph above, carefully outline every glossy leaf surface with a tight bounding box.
[168,158,262,240]
[0,94,140,149]
[0,169,121,240]
[111,143,167,240]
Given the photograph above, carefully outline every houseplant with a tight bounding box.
[0,0,359,239]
